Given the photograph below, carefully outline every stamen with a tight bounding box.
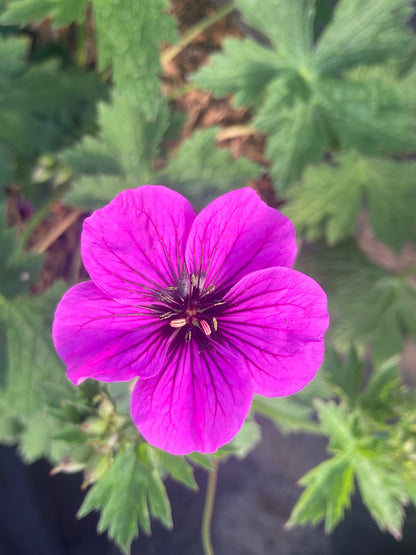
[191,274,197,287]
[200,320,212,336]
[160,312,173,320]
[201,284,215,296]
[169,318,187,328]
[185,329,192,342]
[212,317,218,332]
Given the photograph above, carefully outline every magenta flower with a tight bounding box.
[53,186,328,454]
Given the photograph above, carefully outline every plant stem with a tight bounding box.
[162,1,236,65]
[201,460,219,555]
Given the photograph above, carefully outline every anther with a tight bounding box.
[169,318,187,328]
[212,317,218,332]
[185,329,192,343]
[200,320,212,336]
[191,274,197,287]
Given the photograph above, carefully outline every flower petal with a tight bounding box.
[221,267,329,396]
[82,186,196,302]
[185,188,296,293]
[52,281,169,385]
[130,342,253,454]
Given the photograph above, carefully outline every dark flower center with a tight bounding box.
[150,272,226,349]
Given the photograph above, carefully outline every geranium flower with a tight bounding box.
[53,186,328,454]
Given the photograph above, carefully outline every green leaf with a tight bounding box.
[60,136,123,177]
[354,453,407,539]
[0,37,106,157]
[62,175,127,211]
[215,419,261,460]
[0,203,43,298]
[0,143,14,185]
[98,92,169,179]
[359,357,400,417]
[155,127,261,208]
[284,151,363,245]
[315,401,357,452]
[294,241,389,351]
[252,395,320,434]
[357,277,416,361]
[192,0,416,188]
[253,76,326,188]
[311,0,416,74]
[314,76,416,155]
[322,347,363,408]
[193,38,279,108]
[235,0,316,66]
[92,0,177,119]
[0,283,66,419]
[364,158,416,251]
[0,35,27,79]
[2,0,87,26]
[62,91,169,209]
[186,452,215,471]
[287,453,355,532]
[285,152,416,250]
[154,449,198,491]
[78,444,172,553]
[17,409,69,463]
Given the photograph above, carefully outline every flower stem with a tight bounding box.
[162,1,236,65]
[201,460,219,555]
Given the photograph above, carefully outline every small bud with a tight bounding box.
[81,417,108,436]
[50,455,87,476]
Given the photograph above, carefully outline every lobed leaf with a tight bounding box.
[93,0,177,119]
[353,453,408,539]
[357,277,416,362]
[78,444,172,553]
[155,127,261,208]
[62,91,169,209]
[295,241,389,352]
[234,0,316,65]
[0,36,106,158]
[193,0,416,188]
[285,152,416,250]
[287,453,355,533]
[315,401,357,452]
[154,449,198,491]
[192,38,279,108]
[253,76,326,188]
[314,76,416,156]
[311,0,416,74]
[252,395,320,435]
[0,283,67,419]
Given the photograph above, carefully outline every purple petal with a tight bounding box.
[52,281,169,385]
[81,186,196,302]
[221,267,329,396]
[130,342,253,454]
[185,188,296,292]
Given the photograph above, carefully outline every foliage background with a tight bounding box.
[0,0,416,553]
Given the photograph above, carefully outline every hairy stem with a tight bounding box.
[201,460,219,555]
